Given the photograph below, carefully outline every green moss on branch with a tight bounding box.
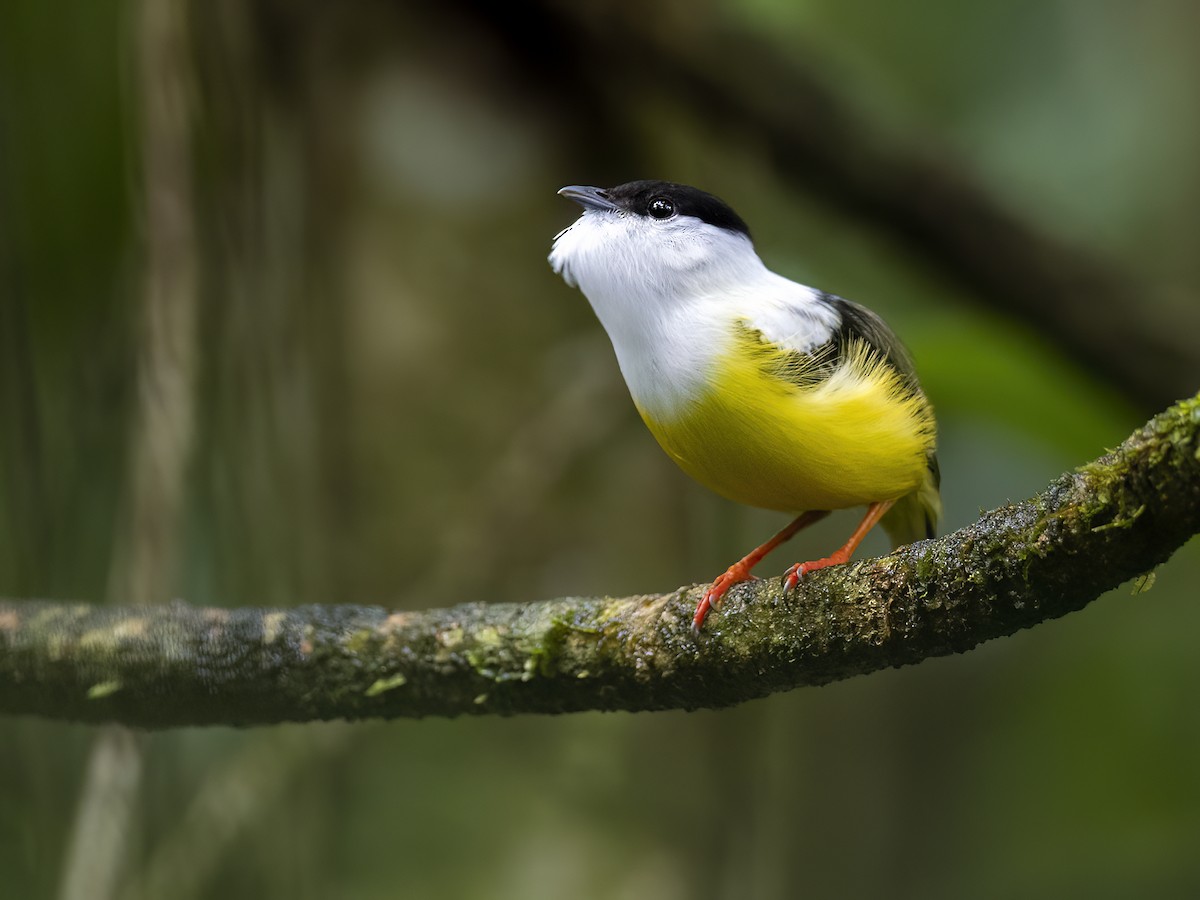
[1,393,1197,728]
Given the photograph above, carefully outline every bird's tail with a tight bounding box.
[882,453,941,546]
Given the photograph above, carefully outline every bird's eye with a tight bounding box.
[648,196,675,219]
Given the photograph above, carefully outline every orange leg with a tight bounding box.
[692,510,829,633]
[781,499,896,592]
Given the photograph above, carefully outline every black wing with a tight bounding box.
[820,292,923,392]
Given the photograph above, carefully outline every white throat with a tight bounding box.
[550,209,838,418]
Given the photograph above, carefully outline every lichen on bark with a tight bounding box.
[0,393,1197,728]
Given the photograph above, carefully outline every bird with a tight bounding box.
[548,180,940,633]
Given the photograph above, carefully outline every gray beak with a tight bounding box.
[558,185,620,212]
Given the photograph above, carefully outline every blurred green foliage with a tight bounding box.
[1,1,1197,898]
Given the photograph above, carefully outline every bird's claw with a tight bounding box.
[692,571,759,634]
[781,563,807,593]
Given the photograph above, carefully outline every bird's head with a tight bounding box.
[549,180,758,311]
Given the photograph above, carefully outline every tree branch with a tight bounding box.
[1,392,1197,728]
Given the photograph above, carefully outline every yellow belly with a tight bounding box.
[638,338,936,513]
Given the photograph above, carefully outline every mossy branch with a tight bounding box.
[2,393,1197,728]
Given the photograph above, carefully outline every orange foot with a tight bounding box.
[781,550,850,592]
[691,510,831,634]
[692,566,759,634]
[783,498,897,592]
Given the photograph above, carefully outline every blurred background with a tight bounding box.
[2,1,1198,898]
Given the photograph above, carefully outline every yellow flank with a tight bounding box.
[638,324,936,514]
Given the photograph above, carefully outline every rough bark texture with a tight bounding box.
[1,392,1197,728]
